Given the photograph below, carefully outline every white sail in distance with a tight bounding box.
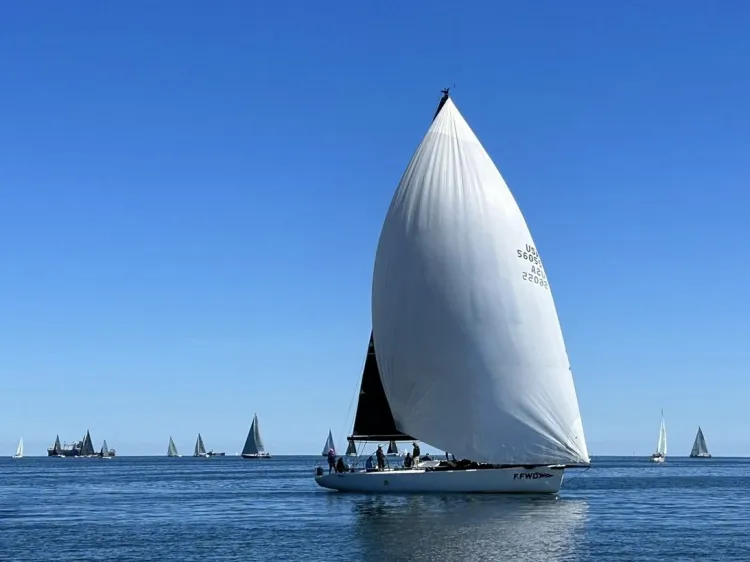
[371,96,589,466]
[167,437,179,457]
[321,429,336,456]
[656,414,667,456]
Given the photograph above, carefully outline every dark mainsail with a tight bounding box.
[80,430,96,456]
[349,333,414,442]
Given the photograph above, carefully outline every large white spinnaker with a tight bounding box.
[371,96,588,467]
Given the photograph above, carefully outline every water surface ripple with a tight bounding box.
[0,456,747,561]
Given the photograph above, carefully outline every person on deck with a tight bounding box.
[335,456,347,473]
[412,442,421,463]
[376,445,386,470]
[327,448,336,474]
[403,452,413,468]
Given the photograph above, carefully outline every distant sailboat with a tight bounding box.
[651,411,667,463]
[12,438,23,459]
[99,440,112,459]
[321,429,336,457]
[80,430,97,457]
[193,433,208,457]
[241,413,271,459]
[690,426,711,458]
[345,440,357,457]
[47,435,64,457]
[167,436,181,457]
[386,439,404,457]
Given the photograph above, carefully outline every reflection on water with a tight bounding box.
[350,495,588,561]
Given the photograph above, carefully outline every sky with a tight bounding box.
[1,0,748,457]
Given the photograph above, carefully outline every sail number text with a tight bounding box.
[517,244,549,291]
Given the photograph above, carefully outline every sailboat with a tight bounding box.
[345,439,357,457]
[321,429,336,457]
[99,440,112,459]
[12,438,23,459]
[167,436,181,457]
[241,413,271,459]
[47,435,64,457]
[651,411,667,463]
[690,426,711,458]
[386,440,404,458]
[193,433,208,457]
[314,90,589,494]
[80,430,97,458]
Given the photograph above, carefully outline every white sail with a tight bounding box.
[690,427,709,457]
[167,437,179,457]
[371,96,588,466]
[13,438,23,458]
[321,429,336,456]
[656,414,667,456]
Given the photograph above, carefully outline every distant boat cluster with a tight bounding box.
[46,430,115,459]
[649,411,712,463]
[320,429,403,459]
[167,413,272,459]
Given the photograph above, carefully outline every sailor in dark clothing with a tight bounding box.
[376,445,386,470]
[327,448,336,474]
[403,452,413,468]
[412,442,421,464]
[335,456,347,473]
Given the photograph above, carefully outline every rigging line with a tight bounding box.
[338,347,365,448]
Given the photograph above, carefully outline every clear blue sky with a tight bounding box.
[1,1,748,457]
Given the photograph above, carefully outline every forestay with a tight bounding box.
[371,96,589,466]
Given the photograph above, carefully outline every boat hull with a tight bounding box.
[242,453,272,459]
[651,455,665,463]
[690,454,711,458]
[315,466,565,494]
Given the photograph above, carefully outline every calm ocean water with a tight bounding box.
[0,455,747,561]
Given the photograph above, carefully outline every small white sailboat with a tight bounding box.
[651,411,667,463]
[321,429,336,457]
[193,433,208,458]
[12,438,23,459]
[315,90,589,494]
[241,413,271,459]
[690,426,711,458]
[167,436,181,457]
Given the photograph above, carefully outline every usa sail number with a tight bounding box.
[517,245,549,290]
